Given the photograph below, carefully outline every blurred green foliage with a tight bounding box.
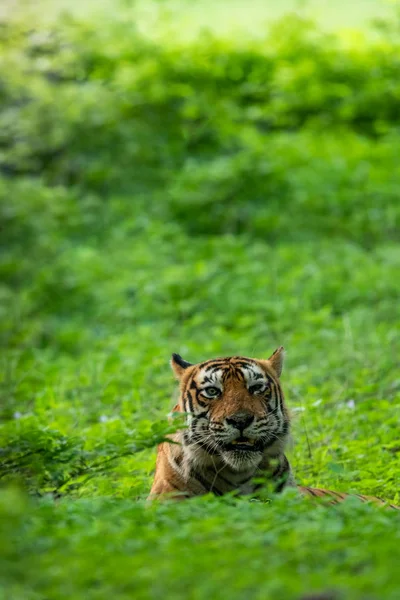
[0,3,399,599]
[1,488,399,600]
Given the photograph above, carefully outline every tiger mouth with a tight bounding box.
[223,437,262,452]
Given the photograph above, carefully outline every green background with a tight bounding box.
[0,1,399,598]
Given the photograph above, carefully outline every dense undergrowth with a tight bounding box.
[0,2,399,599]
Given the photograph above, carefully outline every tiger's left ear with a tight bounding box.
[267,346,285,377]
[171,353,193,380]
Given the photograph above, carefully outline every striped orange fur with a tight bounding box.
[149,351,398,510]
[298,486,399,510]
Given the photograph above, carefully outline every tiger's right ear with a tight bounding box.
[171,353,193,379]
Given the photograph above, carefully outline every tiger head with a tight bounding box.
[171,348,290,471]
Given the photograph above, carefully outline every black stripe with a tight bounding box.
[275,477,289,493]
[202,361,226,371]
[168,482,182,492]
[185,390,194,415]
[328,490,346,500]
[215,472,236,487]
[193,471,224,496]
[189,379,210,409]
[252,373,264,380]
[237,474,254,486]
[196,397,208,408]
[196,410,209,419]
[356,494,368,503]
[207,365,225,374]
[223,369,233,382]
[272,456,289,478]
[271,456,291,492]
[194,385,207,406]
[234,360,257,369]
[272,464,283,478]
[304,487,319,498]
[265,374,281,413]
[214,471,253,489]
[233,368,246,382]
[281,420,290,436]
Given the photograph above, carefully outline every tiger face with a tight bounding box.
[171,348,290,471]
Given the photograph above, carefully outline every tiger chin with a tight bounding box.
[149,348,296,499]
[148,348,399,510]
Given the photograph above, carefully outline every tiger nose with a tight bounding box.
[226,412,254,431]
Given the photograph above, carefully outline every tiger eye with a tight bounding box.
[202,386,220,397]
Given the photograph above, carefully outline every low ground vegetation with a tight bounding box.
[0,3,399,598]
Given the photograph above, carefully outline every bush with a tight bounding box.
[1,3,400,599]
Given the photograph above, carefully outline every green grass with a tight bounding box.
[0,2,400,599]
[2,489,400,600]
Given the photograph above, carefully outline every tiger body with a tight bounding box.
[149,349,399,509]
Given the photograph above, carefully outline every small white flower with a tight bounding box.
[13,411,22,419]
[99,415,108,423]
[346,399,356,410]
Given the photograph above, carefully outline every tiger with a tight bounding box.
[149,348,399,510]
